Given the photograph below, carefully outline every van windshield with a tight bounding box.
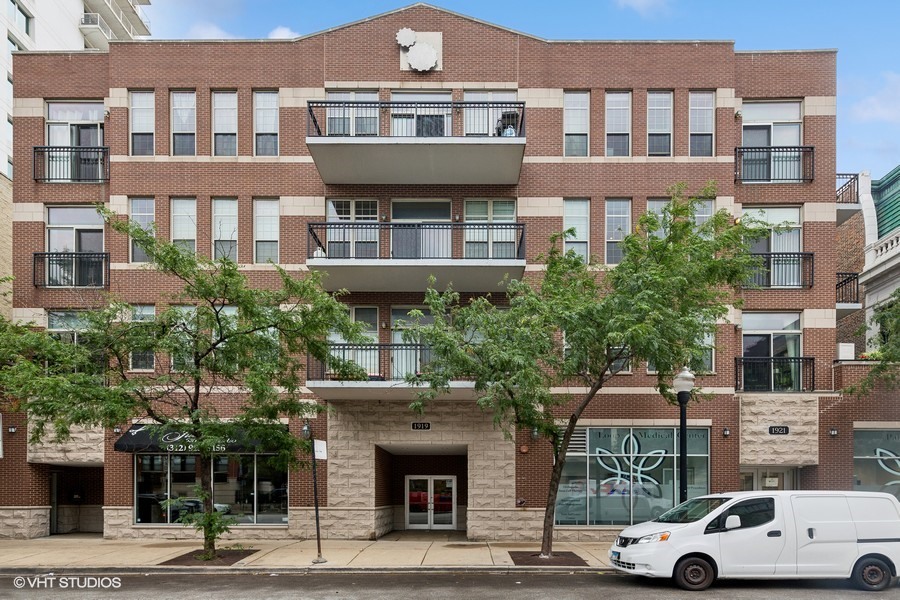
[654,497,731,523]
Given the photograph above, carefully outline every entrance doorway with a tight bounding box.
[740,467,797,491]
[405,475,456,530]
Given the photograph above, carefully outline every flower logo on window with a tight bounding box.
[595,432,665,496]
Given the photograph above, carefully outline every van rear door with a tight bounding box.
[717,496,786,576]
[791,495,857,577]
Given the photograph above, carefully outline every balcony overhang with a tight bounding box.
[306,380,478,402]
[306,136,525,185]
[837,302,862,319]
[836,202,861,226]
[307,258,525,292]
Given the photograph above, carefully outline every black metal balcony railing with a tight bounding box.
[33,252,110,288]
[836,173,860,204]
[836,272,860,304]
[734,146,814,183]
[307,101,526,138]
[744,253,814,289]
[33,146,110,182]
[735,357,815,392]
[308,343,456,382]
[308,222,526,260]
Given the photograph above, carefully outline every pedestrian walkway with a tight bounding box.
[0,532,614,574]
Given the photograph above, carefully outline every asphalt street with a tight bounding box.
[1,572,898,599]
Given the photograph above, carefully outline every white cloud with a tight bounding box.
[268,26,300,39]
[851,72,900,124]
[185,22,237,39]
[613,0,671,17]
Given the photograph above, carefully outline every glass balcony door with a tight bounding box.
[390,92,452,137]
[328,307,379,377]
[391,308,432,380]
[46,102,105,182]
[390,201,451,259]
[46,206,104,287]
[405,475,456,530]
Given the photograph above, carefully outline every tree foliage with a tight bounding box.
[0,207,365,555]
[850,288,900,393]
[404,182,767,556]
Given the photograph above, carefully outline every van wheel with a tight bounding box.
[674,556,715,591]
[852,557,893,592]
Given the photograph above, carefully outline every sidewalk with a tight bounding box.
[0,532,615,575]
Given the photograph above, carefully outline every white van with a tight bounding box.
[608,490,900,591]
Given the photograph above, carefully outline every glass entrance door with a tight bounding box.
[405,475,456,530]
[739,467,796,491]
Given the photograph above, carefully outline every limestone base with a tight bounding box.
[57,504,102,533]
[0,507,50,539]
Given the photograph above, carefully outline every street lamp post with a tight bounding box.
[673,366,695,505]
[301,420,326,564]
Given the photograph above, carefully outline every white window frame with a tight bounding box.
[564,198,589,261]
[327,91,379,137]
[689,91,714,157]
[253,198,279,264]
[129,197,155,263]
[464,198,517,258]
[605,199,631,265]
[212,91,237,157]
[170,198,196,252]
[389,91,451,137]
[605,91,631,157]
[130,91,154,156]
[171,91,196,156]
[463,90,518,137]
[326,199,379,259]
[130,305,156,372]
[212,198,238,261]
[253,91,279,156]
[647,91,672,157]
[564,91,589,157]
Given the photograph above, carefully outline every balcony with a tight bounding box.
[307,222,526,292]
[79,12,116,49]
[734,146,814,183]
[836,173,861,225]
[305,100,526,184]
[84,0,150,39]
[744,253,814,289]
[735,357,815,392]
[306,343,476,401]
[836,272,862,318]
[33,147,110,183]
[33,253,110,288]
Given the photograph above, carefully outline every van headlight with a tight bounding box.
[636,531,670,544]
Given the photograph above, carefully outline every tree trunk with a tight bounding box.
[539,413,580,557]
[199,453,215,555]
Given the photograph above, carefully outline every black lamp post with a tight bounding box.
[673,366,695,504]
[301,420,326,564]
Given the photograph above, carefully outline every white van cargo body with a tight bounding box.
[608,490,900,591]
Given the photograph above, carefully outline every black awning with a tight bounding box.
[113,425,250,453]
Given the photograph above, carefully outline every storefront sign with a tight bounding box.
[411,422,431,431]
[768,426,790,435]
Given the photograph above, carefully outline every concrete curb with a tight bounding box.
[0,566,617,576]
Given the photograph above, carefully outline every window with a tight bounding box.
[326,199,378,258]
[129,198,154,263]
[647,198,714,238]
[130,91,154,156]
[130,305,155,371]
[605,199,631,265]
[690,91,714,156]
[254,199,279,263]
[741,101,802,181]
[48,311,88,346]
[723,497,775,529]
[170,306,196,372]
[564,91,589,156]
[647,91,672,156]
[171,198,196,252]
[254,91,278,155]
[8,1,31,36]
[171,91,196,156]
[742,207,802,287]
[564,199,589,262]
[558,427,709,526]
[391,307,434,379]
[45,206,104,287]
[463,91,518,136]
[606,91,631,157]
[46,102,105,181]
[327,91,378,136]
[390,92,450,137]
[648,332,714,374]
[212,92,237,156]
[213,198,238,261]
[464,199,516,258]
[609,346,631,374]
[328,306,379,376]
[854,430,900,497]
[135,453,287,525]
[741,312,802,392]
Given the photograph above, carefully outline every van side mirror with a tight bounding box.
[724,514,741,530]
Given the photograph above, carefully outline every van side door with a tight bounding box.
[791,495,857,577]
[716,496,786,576]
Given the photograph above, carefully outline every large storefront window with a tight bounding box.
[135,454,287,525]
[854,430,900,499]
[556,427,709,526]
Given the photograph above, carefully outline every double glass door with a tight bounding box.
[406,475,456,530]
[740,468,796,491]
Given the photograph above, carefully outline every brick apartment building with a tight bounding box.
[1,3,886,541]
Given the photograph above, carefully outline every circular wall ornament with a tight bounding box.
[396,28,417,48]
[407,42,438,71]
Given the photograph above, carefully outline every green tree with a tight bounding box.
[851,288,900,392]
[0,207,364,557]
[405,182,766,557]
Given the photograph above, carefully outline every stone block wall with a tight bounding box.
[28,425,104,465]
[739,394,819,465]
[56,505,103,533]
[0,507,49,539]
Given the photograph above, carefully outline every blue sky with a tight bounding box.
[146,0,900,179]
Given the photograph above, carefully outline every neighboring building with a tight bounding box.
[3,3,867,541]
